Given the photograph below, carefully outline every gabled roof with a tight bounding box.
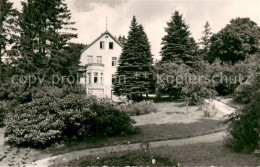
[81,30,123,53]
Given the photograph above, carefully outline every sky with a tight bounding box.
[10,0,260,60]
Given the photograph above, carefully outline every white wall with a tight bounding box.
[79,32,122,98]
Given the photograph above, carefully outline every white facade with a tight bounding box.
[79,30,122,98]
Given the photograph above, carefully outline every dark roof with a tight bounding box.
[81,30,123,53]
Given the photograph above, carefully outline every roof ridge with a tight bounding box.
[81,30,123,53]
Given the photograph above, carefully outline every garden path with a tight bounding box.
[23,99,236,167]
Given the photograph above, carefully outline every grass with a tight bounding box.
[155,141,260,166]
[52,142,179,167]
[47,119,226,155]
[52,141,259,166]
[53,151,178,167]
[48,101,227,155]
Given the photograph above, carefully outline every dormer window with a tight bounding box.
[100,41,105,49]
[109,42,113,49]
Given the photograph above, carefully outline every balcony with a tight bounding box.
[87,63,105,67]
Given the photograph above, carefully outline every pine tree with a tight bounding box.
[17,0,77,77]
[0,0,18,82]
[113,16,153,101]
[161,11,198,67]
[199,21,212,59]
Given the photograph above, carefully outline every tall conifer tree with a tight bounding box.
[0,0,18,82]
[161,11,198,67]
[199,21,212,59]
[113,16,153,101]
[17,0,77,76]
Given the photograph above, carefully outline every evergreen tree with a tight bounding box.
[113,16,153,101]
[17,0,77,77]
[161,11,198,67]
[118,35,127,47]
[61,43,86,77]
[199,21,212,59]
[0,0,18,82]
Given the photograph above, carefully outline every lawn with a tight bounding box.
[53,141,259,166]
[53,150,178,167]
[48,101,227,155]
[156,141,260,166]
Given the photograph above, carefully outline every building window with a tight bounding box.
[100,73,103,84]
[109,42,114,49]
[87,72,91,84]
[94,72,98,83]
[88,55,93,64]
[97,56,102,64]
[112,74,116,83]
[112,57,117,66]
[100,41,105,49]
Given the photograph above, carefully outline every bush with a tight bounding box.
[234,74,260,104]
[118,101,158,116]
[0,102,6,128]
[225,74,260,152]
[5,86,135,148]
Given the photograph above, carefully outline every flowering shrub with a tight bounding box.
[117,101,157,116]
[5,86,135,148]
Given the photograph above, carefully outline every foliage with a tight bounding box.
[5,86,135,148]
[59,42,86,77]
[0,101,7,127]
[16,0,77,77]
[225,74,260,152]
[113,16,153,101]
[117,101,158,116]
[0,0,18,61]
[160,11,198,67]
[153,62,188,99]
[234,79,260,104]
[154,61,217,106]
[56,142,178,167]
[199,21,212,59]
[118,35,127,47]
[0,0,19,86]
[234,56,260,104]
[208,17,260,64]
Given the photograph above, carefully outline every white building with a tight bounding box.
[79,30,123,98]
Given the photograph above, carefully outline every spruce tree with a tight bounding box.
[199,21,212,57]
[161,11,198,67]
[17,0,77,77]
[113,16,153,101]
[118,35,127,47]
[0,0,18,82]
